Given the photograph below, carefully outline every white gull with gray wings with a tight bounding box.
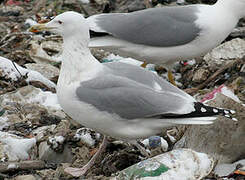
[87,0,245,66]
[30,11,236,141]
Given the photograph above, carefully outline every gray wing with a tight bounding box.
[76,75,195,119]
[104,62,194,101]
[88,6,201,47]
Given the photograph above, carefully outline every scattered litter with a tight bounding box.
[214,159,245,177]
[0,132,36,161]
[0,56,56,89]
[201,84,242,104]
[73,128,101,147]
[141,136,168,152]
[116,149,214,180]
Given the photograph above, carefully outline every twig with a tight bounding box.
[0,160,46,173]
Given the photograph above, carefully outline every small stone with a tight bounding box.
[14,175,36,180]
[192,68,210,83]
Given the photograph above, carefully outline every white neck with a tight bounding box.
[58,33,103,87]
[214,0,245,19]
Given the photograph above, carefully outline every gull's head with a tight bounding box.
[30,11,89,39]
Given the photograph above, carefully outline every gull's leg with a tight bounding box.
[141,61,148,68]
[167,70,177,86]
[64,136,108,177]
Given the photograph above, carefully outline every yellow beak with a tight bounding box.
[29,23,55,33]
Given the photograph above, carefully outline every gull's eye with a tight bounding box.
[58,20,63,24]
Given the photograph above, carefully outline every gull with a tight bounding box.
[30,11,236,177]
[87,0,245,83]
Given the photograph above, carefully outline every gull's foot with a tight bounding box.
[167,70,177,86]
[64,167,88,177]
[141,61,148,68]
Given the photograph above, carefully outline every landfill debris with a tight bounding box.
[204,38,245,66]
[214,159,245,178]
[0,0,244,179]
[73,127,101,147]
[116,149,214,180]
[0,132,36,161]
[174,87,245,164]
[141,136,168,156]
[0,56,56,90]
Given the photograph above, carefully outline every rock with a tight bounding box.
[25,63,59,81]
[116,149,214,180]
[14,175,37,180]
[214,159,245,177]
[174,88,245,164]
[192,68,210,83]
[39,141,73,164]
[204,38,245,66]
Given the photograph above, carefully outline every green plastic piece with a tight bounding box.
[118,159,169,179]
[0,108,5,117]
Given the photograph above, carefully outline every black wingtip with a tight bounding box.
[159,102,237,120]
[189,102,237,121]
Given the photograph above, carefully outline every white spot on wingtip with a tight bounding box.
[201,107,207,112]
[213,108,218,113]
[225,114,230,118]
[232,118,238,121]
[224,110,229,114]
[230,110,236,114]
